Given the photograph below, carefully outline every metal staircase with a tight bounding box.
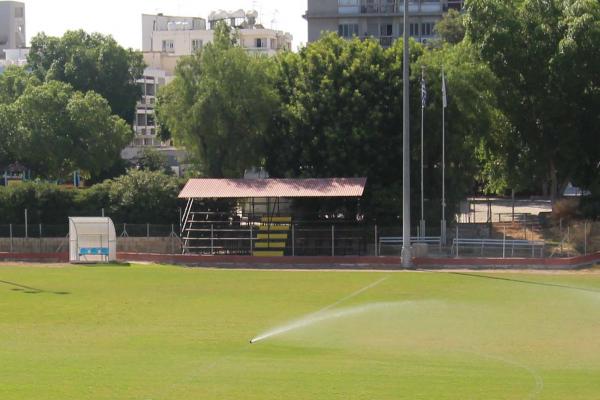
[253,216,291,257]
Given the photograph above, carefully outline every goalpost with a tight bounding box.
[69,217,117,263]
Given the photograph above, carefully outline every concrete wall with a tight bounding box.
[0,237,182,255]
[0,1,26,56]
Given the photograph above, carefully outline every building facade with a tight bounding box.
[0,1,26,59]
[122,11,293,172]
[305,0,464,45]
[141,11,293,71]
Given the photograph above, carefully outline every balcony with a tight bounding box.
[379,36,394,47]
[337,0,442,15]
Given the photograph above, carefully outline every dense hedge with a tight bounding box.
[0,170,183,224]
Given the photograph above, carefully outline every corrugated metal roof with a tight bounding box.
[178,178,367,199]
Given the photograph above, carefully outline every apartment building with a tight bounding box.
[0,1,26,59]
[305,0,464,45]
[141,10,293,71]
[123,10,293,172]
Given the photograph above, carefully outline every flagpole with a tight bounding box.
[401,0,412,267]
[441,67,447,245]
[420,66,425,238]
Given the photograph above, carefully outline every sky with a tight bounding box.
[24,0,308,50]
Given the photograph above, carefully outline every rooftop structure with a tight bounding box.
[142,11,292,61]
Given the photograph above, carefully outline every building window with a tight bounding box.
[338,0,360,14]
[162,40,174,53]
[409,23,419,36]
[338,24,359,38]
[147,114,155,126]
[421,22,433,36]
[145,83,155,96]
[381,0,396,13]
[144,138,154,146]
[136,114,146,127]
[380,23,393,37]
[255,38,267,48]
[191,39,203,52]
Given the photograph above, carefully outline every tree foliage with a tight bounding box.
[0,79,133,179]
[28,30,145,123]
[0,170,182,224]
[134,148,171,174]
[434,9,467,44]
[157,23,278,177]
[466,0,600,198]
[266,34,500,222]
[102,169,181,224]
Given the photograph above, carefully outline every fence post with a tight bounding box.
[503,225,506,259]
[250,224,253,255]
[101,208,105,217]
[291,224,295,257]
[146,223,150,238]
[584,221,588,256]
[331,225,335,257]
[39,223,42,253]
[9,224,13,253]
[210,224,214,255]
[179,207,182,237]
[455,225,459,258]
[374,225,378,257]
[170,224,175,255]
[24,208,28,239]
[560,218,564,254]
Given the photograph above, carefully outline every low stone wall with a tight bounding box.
[117,237,181,254]
[0,237,182,255]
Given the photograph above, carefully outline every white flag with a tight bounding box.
[442,69,447,108]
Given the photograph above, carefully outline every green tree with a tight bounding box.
[0,67,40,166]
[266,34,500,223]
[2,81,132,178]
[135,148,171,174]
[0,66,40,104]
[157,22,279,177]
[434,9,467,44]
[466,0,600,199]
[28,30,145,123]
[104,169,181,224]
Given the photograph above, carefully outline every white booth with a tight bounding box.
[69,217,117,263]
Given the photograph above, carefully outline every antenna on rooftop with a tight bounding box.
[270,9,280,30]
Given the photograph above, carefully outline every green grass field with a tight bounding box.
[1,264,600,399]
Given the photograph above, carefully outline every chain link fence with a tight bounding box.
[0,218,598,258]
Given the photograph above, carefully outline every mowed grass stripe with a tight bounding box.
[0,265,599,399]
